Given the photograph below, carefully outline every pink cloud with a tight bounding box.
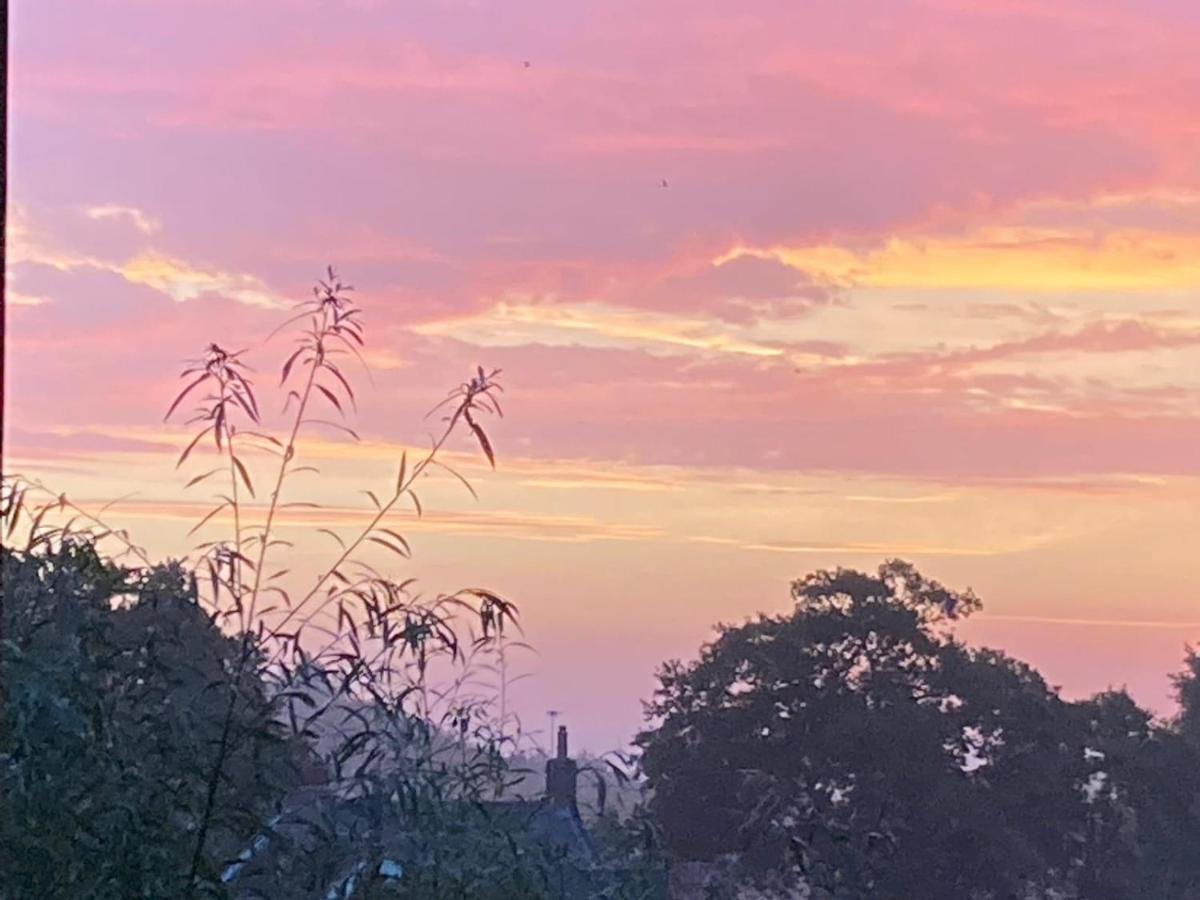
[11,0,1200,744]
[851,320,1200,379]
[13,0,1193,278]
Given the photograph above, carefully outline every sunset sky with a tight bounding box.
[7,0,1200,749]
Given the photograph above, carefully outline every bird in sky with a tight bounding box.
[523,60,531,68]
[660,178,669,188]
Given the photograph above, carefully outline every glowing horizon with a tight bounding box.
[8,0,1200,749]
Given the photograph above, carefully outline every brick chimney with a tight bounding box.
[545,725,578,808]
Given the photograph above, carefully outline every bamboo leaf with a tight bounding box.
[431,459,478,500]
[470,421,495,468]
[368,536,410,559]
[317,528,346,549]
[316,384,344,416]
[188,502,230,536]
[280,347,307,385]
[232,456,256,498]
[323,363,357,411]
[165,373,209,421]
[184,468,222,489]
[376,528,412,557]
[177,426,214,468]
[304,419,360,441]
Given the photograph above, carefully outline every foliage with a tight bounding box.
[637,561,1200,899]
[0,537,299,898]
[587,806,671,899]
[14,264,1200,900]
[2,268,661,899]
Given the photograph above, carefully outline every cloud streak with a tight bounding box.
[12,0,1200,744]
[85,204,160,235]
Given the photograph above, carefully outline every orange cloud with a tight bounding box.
[10,207,289,308]
[724,228,1200,292]
[119,253,287,308]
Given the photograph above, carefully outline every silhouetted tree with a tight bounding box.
[1,538,299,898]
[1173,647,1200,747]
[637,561,1200,899]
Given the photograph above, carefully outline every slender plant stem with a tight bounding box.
[267,414,460,641]
[498,632,508,740]
[245,308,328,629]
[188,310,328,893]
[220,376,245,626]
[228,449,244,628]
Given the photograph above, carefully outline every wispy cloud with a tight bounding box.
[85,204,160,235]
[739,537,1056,558]
[974,614,1200,630]
[119,253,287,308]
[64,497,668,545]
[8,290,51,307]
[412,301,785,357]
[9,209,288,309]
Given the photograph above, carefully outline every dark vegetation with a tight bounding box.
[2,542,297,896]
[1,272,659,898]
[3,272,1200,898]
[638,562,1200,899]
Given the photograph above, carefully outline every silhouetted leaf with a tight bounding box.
[232,456,256,498]
[178,426,214,468]
[317,528,346,549]
[316,384,344,416]
[165,373,210,421]
[470,421,495,468]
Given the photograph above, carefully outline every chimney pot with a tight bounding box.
[545,726,577,808]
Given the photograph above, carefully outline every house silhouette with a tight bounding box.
[222,726,597,897]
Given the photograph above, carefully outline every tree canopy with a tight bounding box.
[1,538,300,898]
[637,561,1200,899]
